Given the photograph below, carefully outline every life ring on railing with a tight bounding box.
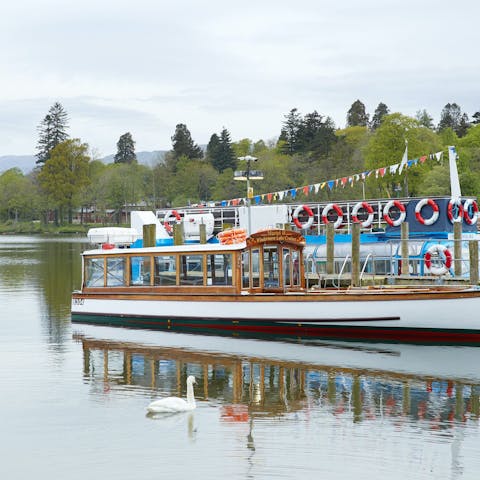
[463,199,478,225]
[383,200,406,227]
[424,244,453,276]
[292,205,314,230]
[415,198,439,226]
[447,199,463,223]
[322,203,344,229]
[351,201,374,228]
[163,210,182,233]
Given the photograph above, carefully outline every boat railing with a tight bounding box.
[333,255,351,289]
[359,253,374,286]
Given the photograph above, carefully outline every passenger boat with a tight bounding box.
[71,228,480,344]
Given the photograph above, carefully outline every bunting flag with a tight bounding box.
[218,149,445,206]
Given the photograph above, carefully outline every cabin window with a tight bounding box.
[251,249,260,288]
[130,256,152,286]
[85,257,105,287]
[283,248,291,286]
[207,254,233,286]
[179,254,204,286]
[106,257,126,286]
[292,249,300,286]
[154,255,177,286]
[242,251,250,288]
[263,246,279,288]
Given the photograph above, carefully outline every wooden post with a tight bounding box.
[326,222,334,275]
[199,223,206,244]
[401,222,409,276]
[351,222,360,287]
[469,240,479,285]
[173,222,184,245]
[454,221,462,277]
[143,224,156,247]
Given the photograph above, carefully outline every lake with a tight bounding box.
[1,235,480,479]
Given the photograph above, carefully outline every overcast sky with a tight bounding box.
[0,0,478,157]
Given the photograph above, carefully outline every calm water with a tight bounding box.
[2,235,480,480]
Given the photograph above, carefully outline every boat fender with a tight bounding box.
[463,199,478,225]
[321,203,343,229]
[415,198,439,226]
[164,210,182,233]
[424,244,453,276]
[351,201,374,228]
[383,200,406,227]
[447,199,463,223]
[292,205,314,230]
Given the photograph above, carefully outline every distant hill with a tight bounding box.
[0,150,167,174]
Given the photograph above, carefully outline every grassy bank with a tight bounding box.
[0,221,92,235]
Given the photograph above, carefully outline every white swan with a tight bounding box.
[147,375,197,413]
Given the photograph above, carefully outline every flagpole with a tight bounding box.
[404,139,409,197]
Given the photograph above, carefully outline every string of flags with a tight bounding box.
[218,151,444,207]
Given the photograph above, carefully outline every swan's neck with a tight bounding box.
[186,382,196,406]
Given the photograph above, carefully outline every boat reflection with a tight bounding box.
[72,326,480,430]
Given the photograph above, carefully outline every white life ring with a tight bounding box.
[463,199,479,225]
[424,244,453,276]
[351,201,374,228]
[415,198,439,226]
[164,210,181,233]
[322,203,343,229]
[383,200,406,227]
[292,205,314,230]
[447,199,463,223]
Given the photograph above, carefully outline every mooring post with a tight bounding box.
[173,222,184,245]
[142,224,156,248]
[454,221,462,277]
[199,223,206,244]
[326,222,334,275]
[351,222,360,287]
[401,222,409,276]
[469,240,479,285]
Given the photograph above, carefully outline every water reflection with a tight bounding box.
[73,330,480,432]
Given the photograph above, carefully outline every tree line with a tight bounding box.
[1,100,480,225]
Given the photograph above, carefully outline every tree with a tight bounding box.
[114,132,137,164]
[346,100,369,127]
[36,102,69,165]
[473,111,480,125]
[457,113,471,138]
[37,139,90,223]
[438,103,467,136]
[278,108,303,154]
[370,103,389,130]
[209,128,236,172]
[415,109,434,129]
[171,124,203,160]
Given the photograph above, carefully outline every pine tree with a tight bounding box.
[206,133,220,164]
[210,128,236,172]
[472,111,480,125]
[114,132,137,164]
[346,100,369,127]
[415,109,434,129]
[36,102,69,165]
[438,103,463,133]
[278,108,302,154]
[370,102,389,130]
[171,124,203,160]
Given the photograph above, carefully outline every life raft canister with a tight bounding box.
[463,199,479,225]
[382,200,406,227]
[447,199,463,223]
[415,198,439,226]
[321,203,344,229]
[164,210,182,233]
[351,201,374,228]
[292,205,314,230]
[424,244,453,276]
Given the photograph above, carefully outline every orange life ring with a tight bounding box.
[415,198,439,226]
[351,202,374,228]
[164,210,181,233]
[463,199,478,225]
[383,200,406,227]
[322,203,343,229]
[424,244,452,276]
[447,199,463,223]
[292,205,314,230]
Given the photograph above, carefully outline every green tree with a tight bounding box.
[346,100,369,127]
[0,168,38,222]
[370,103,389,130]
[472,111,480,125]
[114,132,137,164]
[171,124,203,160]
[415,109,434,129]
[278,108,303,154]
[37,139,90,223]
[209,128,236,172]
[36,102,69,165]
[438,103,468,136]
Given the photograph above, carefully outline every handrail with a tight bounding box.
[333,254,351,289]
[359,253,374,286]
